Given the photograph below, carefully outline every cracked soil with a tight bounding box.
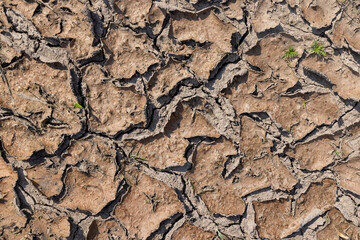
[1,0,360,239]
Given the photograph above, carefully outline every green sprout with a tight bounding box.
[73,103,84,109]
[129,154,148,161]
[303,99,311,112]
[217,229,225,240]
[189,179,197,194]
[121,173,132,186]
[289,126,294,134]
[282,46,299,61]
[309,40,326,57]
[13,227,21,235]
[143,192,160,212]
[214,159,224,168]
[303,100,309,108]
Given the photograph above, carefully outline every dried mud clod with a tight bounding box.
[1,0,360,239]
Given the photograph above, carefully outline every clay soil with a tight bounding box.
[1,0,360,239]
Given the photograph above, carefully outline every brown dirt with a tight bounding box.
[1,0,360,239]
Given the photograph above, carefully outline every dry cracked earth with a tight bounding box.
[0,0,360,239]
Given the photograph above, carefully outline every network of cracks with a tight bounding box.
[0,0,360,239]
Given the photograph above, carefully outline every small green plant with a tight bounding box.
[309,40,326,57]
[214,159,224,168]
[73,103,84,109]
[129,154,148,161]
[121,173,132,186]
[189,178,198,194]
[13,227,21,235]
[282,46,299,61]
[289,126,294,134]
[303,99,311,113]
[217,229,225,240]
[143,192,160,212]
[303,100,310,108]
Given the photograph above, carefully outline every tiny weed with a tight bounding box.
[289,126,294,134]
[217,229,225,240]
[303,99,311,112]
[356,171,360,177]
[334,150,343,159]
[13,227,21,235]
[303,100,310,108]
[309,40,326,57]
[143,192,160,212]
[94,165,104,174]
[214,159,224,168]
[282,46,299,61]
[74,103,84,109]
[121,173,132,186]
[144,195,151,204]
[189,179,197,194]
[129,154,148,161]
